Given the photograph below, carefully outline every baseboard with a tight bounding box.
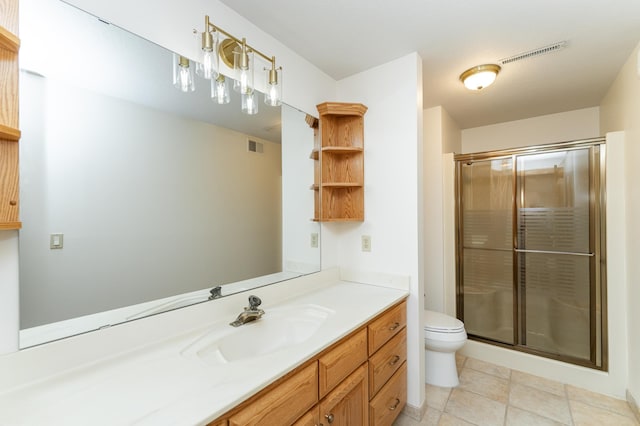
[628,390,640,423]
[403,400,427,421]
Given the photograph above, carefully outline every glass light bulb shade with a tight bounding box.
[460,64,501,91]
[233,48,253,94]
[172,53,195,92]
[211,75,230,104]
[196,31,219,79]
[241,90,259,115]
[264,67,282,106]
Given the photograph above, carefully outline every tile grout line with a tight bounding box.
[564,383,576,425]
[503,367,512,426]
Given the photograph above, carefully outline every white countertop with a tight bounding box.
[0,270,408,425]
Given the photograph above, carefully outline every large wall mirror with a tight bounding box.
[18,0,320,347]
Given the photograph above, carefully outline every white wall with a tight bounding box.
[325,53,425,411]
[281,106,320,273]
[423,107,461,314]
[600,40,640,404]
[461,107,600,153]
[19,74,282,327]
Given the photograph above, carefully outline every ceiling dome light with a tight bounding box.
[459,64,501,91]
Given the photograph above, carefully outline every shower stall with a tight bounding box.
[455,138,607,369]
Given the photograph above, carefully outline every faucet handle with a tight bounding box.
[248,295,262,310]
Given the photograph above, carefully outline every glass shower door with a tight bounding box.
[516,148,598,362]
[460,157,514,344]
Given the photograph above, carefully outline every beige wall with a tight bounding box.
[600,41,640,404]
[461,107,600,153]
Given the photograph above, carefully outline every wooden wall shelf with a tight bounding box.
[0,0,22,229]
[0,124,20,141]
[0,26,19,52]
[310,102,367,222]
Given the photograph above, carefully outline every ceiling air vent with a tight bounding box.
[247,139,264,154]
[499,41,568,65]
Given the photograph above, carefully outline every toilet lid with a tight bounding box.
[424,310,465,333]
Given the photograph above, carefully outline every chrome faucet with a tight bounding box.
[230,295,265,327]
[208,286,222,300]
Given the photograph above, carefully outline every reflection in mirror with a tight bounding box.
[18,0,320,347]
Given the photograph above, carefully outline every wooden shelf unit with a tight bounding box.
[311,102,367,222]
[0,0,21,230]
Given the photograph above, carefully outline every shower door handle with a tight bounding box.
[513,248,594,257]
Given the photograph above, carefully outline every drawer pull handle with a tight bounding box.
[325,413,334,424]
[389,355,401,366]
[389,398,401,411]
[388,322,400,331]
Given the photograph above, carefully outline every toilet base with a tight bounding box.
[425,349,460,387]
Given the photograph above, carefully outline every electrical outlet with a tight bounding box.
[310,233,319,248]
[361,235,372,252]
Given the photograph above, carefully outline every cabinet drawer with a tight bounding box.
[368,328,407,397]
[319,363,368,426]
[293,406,319,426]
[207,420,227,426]
[368,301,406,355]
[369,362,407,426]
[318,327,367,398]
[229,362,318,426]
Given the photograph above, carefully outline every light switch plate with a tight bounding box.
[50,233,64,249]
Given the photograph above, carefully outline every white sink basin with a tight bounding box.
[181,304,334,364]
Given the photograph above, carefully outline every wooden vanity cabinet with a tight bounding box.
[367,301,408,426]
[0,0,21,229]
[209,299,407,426]
[228,362,318,426]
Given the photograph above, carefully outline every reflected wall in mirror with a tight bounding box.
[18,0,320,347]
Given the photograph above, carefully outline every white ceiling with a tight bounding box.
[219,0,640,129]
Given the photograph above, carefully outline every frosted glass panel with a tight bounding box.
[517,149,590,253]
[463,249,513,344]
[462,158,513,250]
[461,158,514,344]
[520,252,591,360]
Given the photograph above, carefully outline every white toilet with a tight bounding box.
[424,310,467,387]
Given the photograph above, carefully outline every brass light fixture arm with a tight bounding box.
[204,15,276,68]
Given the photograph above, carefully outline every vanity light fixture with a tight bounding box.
[264,58,282,107]
[459,64,501,91]
[196,16,219,80]
[195,15,282,113]
[172,54,195,92]
[211,74,230,104]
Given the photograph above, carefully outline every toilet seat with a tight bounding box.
[424,310,465,333]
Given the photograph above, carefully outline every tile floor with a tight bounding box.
[394,355,640,426]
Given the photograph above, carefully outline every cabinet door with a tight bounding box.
[319,363,368,426]
[318,327,367,398]
[293,405,320,426]
[229,362,318,426]
[369,363,407,426]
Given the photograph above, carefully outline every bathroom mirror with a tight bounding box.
[18,0,320,347]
